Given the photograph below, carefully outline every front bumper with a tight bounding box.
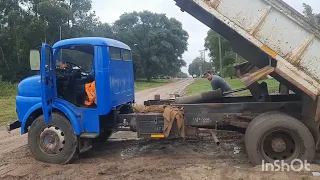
[7,120,21,132]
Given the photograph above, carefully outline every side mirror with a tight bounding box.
[30,50,40,70]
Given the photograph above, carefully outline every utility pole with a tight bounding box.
[199,49,206,76]
[60,25,62,60]
[218,35,222,75]
[199,49,206,61]
[236,53,238,63]
[60,25,62,41]
[44,18,47,43]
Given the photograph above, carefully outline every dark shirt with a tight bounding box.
[211,75,232,92]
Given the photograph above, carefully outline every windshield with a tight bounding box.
[56,45,94,72]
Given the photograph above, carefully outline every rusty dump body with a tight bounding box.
[167,0,320,146]
[175,0,320,99]
[118,0,320,147]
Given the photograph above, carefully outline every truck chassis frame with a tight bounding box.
[118,94,302,139]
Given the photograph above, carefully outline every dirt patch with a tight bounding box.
[1,131,320,180]
[1,78,320,180]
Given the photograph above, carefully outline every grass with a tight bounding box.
[0,81,18,125]
[134,79,171,91]
[185,77,279,96]
[0,81,17,97]
[0,97,17,125]
[0,78,171,125]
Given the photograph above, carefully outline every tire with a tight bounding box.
[245,111,280,135]
[93,131,113,143]
[245,112,315,166]
[28,113,78,164]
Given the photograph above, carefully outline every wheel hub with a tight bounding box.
[261,130,298,161]
[271,138,287,152]
[39,126,65,155]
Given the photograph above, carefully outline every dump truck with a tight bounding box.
[7,0,320,165]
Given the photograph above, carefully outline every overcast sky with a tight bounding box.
[92,0,320,74]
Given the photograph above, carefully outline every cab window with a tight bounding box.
[109,47,121,60]
[56,45,94,73]
[45,46,54,72]
[122,49,131,61]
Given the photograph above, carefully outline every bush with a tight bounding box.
[0,77,18,97]
[221,64,235,78]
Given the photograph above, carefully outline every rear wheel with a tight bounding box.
[28,113,78,164]
[245,112,315,165]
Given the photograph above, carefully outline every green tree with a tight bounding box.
[0,0,36,81]
[188,57,211,77]
[0,1,187,83]
[0,0,114,82]
[204,30,233,73]
[175,72,189,78]
[220,52,235,78]
[303,3,320,26]
[113,11,189,81]
[204,29,248,77]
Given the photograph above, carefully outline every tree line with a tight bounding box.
[188,30,246,78]
[0,0,189,82]
[189,3,319,78]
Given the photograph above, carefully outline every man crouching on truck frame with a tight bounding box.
[203,71,232,93]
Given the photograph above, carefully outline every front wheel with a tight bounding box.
[28,113,78,164]
[245,112,315,166]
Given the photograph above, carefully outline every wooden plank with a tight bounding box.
[241,66,275,87]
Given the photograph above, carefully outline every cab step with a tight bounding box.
[80,133,99,139]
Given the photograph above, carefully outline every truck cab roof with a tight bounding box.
[53,37,131,50]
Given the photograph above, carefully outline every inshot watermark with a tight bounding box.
[261,159,311,172]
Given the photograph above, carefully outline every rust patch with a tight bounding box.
[250,6,272,36]
[315,97,320,122]
[223,118,250,128]
[275,68,317,100]
[207,0,221,9]
[185,127,198,136]
[154,94,161,100]
[288,34,315,66]
[241,66,275,87]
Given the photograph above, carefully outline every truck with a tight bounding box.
[7,0,320,165]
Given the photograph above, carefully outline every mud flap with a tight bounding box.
[301,95,320,149]
[78,138,92,153]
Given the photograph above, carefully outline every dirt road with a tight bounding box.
[135,78,194,104]
[1,78,320,180]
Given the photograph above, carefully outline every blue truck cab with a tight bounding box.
[8,37,135,164]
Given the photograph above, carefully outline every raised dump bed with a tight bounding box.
[175,0,320,99]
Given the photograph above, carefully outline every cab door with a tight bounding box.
[40,43,56,123]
